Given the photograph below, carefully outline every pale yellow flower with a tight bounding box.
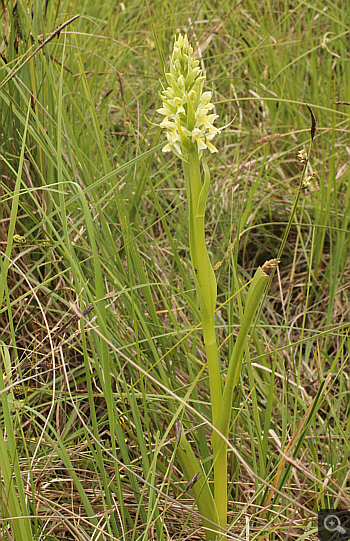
[157,34,220,156]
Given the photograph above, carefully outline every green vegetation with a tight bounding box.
[0,1,349,540]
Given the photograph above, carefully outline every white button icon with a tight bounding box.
[324,514,347,535]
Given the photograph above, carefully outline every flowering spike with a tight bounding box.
[158,34,220,156]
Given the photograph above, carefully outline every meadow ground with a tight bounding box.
[0,1,349,540]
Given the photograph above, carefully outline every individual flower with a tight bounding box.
[13,234,25,243]
[297,148,308,164]
[157,34,220,156]
[261,258,281,272]
[301,172,315,190]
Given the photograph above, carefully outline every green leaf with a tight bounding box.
[213,268,268,447]
[176,433,219,540]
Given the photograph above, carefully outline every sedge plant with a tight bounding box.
[157,34,269,539]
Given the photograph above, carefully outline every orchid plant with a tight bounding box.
[157,34,269,540]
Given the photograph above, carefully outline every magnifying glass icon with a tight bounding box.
[324,514,347,535]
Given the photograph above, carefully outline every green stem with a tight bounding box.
[183,151,269,535]
[184,149,226,533]
[202,314,227,532]
[213,442,228,536]
[186,151,222,417]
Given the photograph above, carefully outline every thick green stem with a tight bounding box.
[184,150,226,534]
[186,151,222,416]
[201,316,222,425]
[213,443,228,536]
